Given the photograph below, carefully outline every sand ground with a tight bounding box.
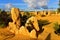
[0,15,60,40]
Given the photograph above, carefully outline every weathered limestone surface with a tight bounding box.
[8,8,21,34]
[9,22,19,34]
[11,8,21,27]
[19,26,37,38]
[30,29,37,38]
[19,26,29,36]
[25,16,39,31]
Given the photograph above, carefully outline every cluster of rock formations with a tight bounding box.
[8,8,39,38]
[8,8,51,39]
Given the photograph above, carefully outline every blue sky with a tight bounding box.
[0,0,59,10]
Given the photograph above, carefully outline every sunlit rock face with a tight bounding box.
[25,16,39,31]
[19,26,29,36]
[19,26,37,38]
[30,29,37,38]
[8,8,21,34]
[9,22,19,34]
[25,16,40,38]
[11,8,21,27]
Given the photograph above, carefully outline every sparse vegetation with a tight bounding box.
[53,22,60,34]
[57,8,60,13]
[0,10,12,28]
[57,0,60,13]
[53,22,59,31]
[0,9,2,13]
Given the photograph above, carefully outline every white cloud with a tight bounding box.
[5,3,13,9]
[0,3,26,6]
[5,3,13,11]
[24,0,49,9]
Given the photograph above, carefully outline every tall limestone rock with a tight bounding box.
[9,8,21,34]
[11,8,21,27]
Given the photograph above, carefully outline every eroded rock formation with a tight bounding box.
[9,8,21,34]
[19,26,29,36]
[11,8,21,27]
[8,8,44,38]
[25,16,40,31]
[30,29,37,38]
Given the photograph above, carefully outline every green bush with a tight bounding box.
[53,22,60,31]
[0,10,11,28]
[0,23,6,28]
[57,8,60,13]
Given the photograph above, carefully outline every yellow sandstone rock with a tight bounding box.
[9,22,19,34]
[19,26,29,36]
[25,16,39,31]
[8,8,21,34]
[30,29,37,38]
[11,8,21,27]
